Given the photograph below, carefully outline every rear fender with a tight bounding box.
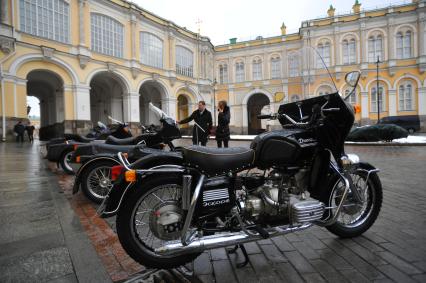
[72,156,120,194]
[101,154,183,218]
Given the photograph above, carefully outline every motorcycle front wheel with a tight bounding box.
[116,174,201,269]
[325,169,382,238]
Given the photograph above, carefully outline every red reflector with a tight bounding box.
[111,165,124,181]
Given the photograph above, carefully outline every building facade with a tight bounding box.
[1,0,426,140]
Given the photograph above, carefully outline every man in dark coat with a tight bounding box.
[215,100,231,148]
[178,101,212,146]
[14,121,25,142]
[26,122,36,143]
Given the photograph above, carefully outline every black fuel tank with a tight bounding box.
[250,129,317,169]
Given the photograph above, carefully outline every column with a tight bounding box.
[388,89,397,116]
[123,92,140,122]
[242,103,248,134]
[1,0,9,24]
[418,87,426,115]
[130,15,137,61]
[360,91,369,119]
[168,33,175,71]
[163,97,177,119]
[74,85,91,121]
[63,87,74,121]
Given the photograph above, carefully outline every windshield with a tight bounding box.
[149,102,171,120]
[288,46,338,100]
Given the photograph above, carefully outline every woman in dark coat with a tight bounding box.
[215,100,231,148]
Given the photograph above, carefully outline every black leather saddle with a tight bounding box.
[182,146,255,176]
[74,143,141,157]
[64,134,96,143]
[105,135,139,145]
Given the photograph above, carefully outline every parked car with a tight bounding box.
[378,115,420,133]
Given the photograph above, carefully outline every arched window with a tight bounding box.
[176,46,193,77]
[398,81,414,111]
[396,30,412,59]
[368,34,383,62]
[317,41,331,67]
[19,0,70,43]
[271,56,281,79]
[342,38,356,65]
[91,13,124,57]
[252,58,262,81]
[317,85,333,97]
[140,32,163,68]
[344,88,357,105]
[371,83,385,113]
[235,61,245,82]
[288,55,299,77]
[219,64,228,84]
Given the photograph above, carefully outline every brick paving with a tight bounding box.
[1,140,426,282]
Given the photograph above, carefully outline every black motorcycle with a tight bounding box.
[71,104,181,203]
[100,70,382,270]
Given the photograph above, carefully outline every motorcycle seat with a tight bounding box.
[182,146,254,176]
[105,135,138,145]
[74,143,142,158]
[64,134,96,143]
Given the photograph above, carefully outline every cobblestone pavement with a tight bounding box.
[1,140,426,282]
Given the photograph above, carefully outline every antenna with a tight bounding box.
[195,18,203,34]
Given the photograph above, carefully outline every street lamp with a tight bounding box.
[212,78,217,125]
[376,56,381,123]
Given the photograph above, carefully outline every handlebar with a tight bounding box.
[257,114,272,119]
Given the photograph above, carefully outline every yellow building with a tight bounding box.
[214,1,426,134]
[0,0,214,140]
[1,0,426,140]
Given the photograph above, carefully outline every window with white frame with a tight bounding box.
[370,84,385,113]
[317,86,333,97]
[317,41,331,67]
[345,88,357,104]
[396,30,412,59]
[342,38,356,65]
[219,64,228,84]
[252,58,262,81]
[91,13,124,57]
[368,34,383,62]
[140,32,163,68]
[235,61,245,82]
[398,81,414,111]
[288,55,299,77]
[19,0,70,43]
[176,46,193,77]
[271,56,281,79]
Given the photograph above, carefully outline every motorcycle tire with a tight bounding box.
[59,148,75,175]
[116,174,201,269]
[325,170,382,238]
[80,160,119,204]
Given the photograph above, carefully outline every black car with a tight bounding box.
[378,115,420,133]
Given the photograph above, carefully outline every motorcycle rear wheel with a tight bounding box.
[116,174,201,269]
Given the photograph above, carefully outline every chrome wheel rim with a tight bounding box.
[331,172,375,228]
[63,151,74,172]
[130,184,182,257]
[86,166,113,199]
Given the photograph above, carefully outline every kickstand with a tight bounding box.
[226,244,250,268]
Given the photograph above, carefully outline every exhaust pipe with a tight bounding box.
[155,223,312,256]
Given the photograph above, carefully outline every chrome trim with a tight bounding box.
[97,182,133,216]
[155,223,312,256]
[181,174,205,246]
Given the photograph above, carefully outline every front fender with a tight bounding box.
[72,156,120,194]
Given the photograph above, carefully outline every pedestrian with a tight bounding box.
[13,120,25,142]
[178,101,212,146]
[215,100,231,148]
[26,121,35,143]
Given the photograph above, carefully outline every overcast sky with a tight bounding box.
[131,0,397,45]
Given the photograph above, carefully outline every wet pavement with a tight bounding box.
[1,140,426,282]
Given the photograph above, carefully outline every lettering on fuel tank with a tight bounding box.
[298,138,316,144]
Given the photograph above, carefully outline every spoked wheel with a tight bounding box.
[326,169,382,238]
[80,160,117,203]
[60,149,75,175]
[116,174,201,269]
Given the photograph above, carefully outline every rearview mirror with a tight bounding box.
[345,71,361,87]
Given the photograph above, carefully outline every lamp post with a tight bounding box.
[212,78,217,125]
[376,56,381,123]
